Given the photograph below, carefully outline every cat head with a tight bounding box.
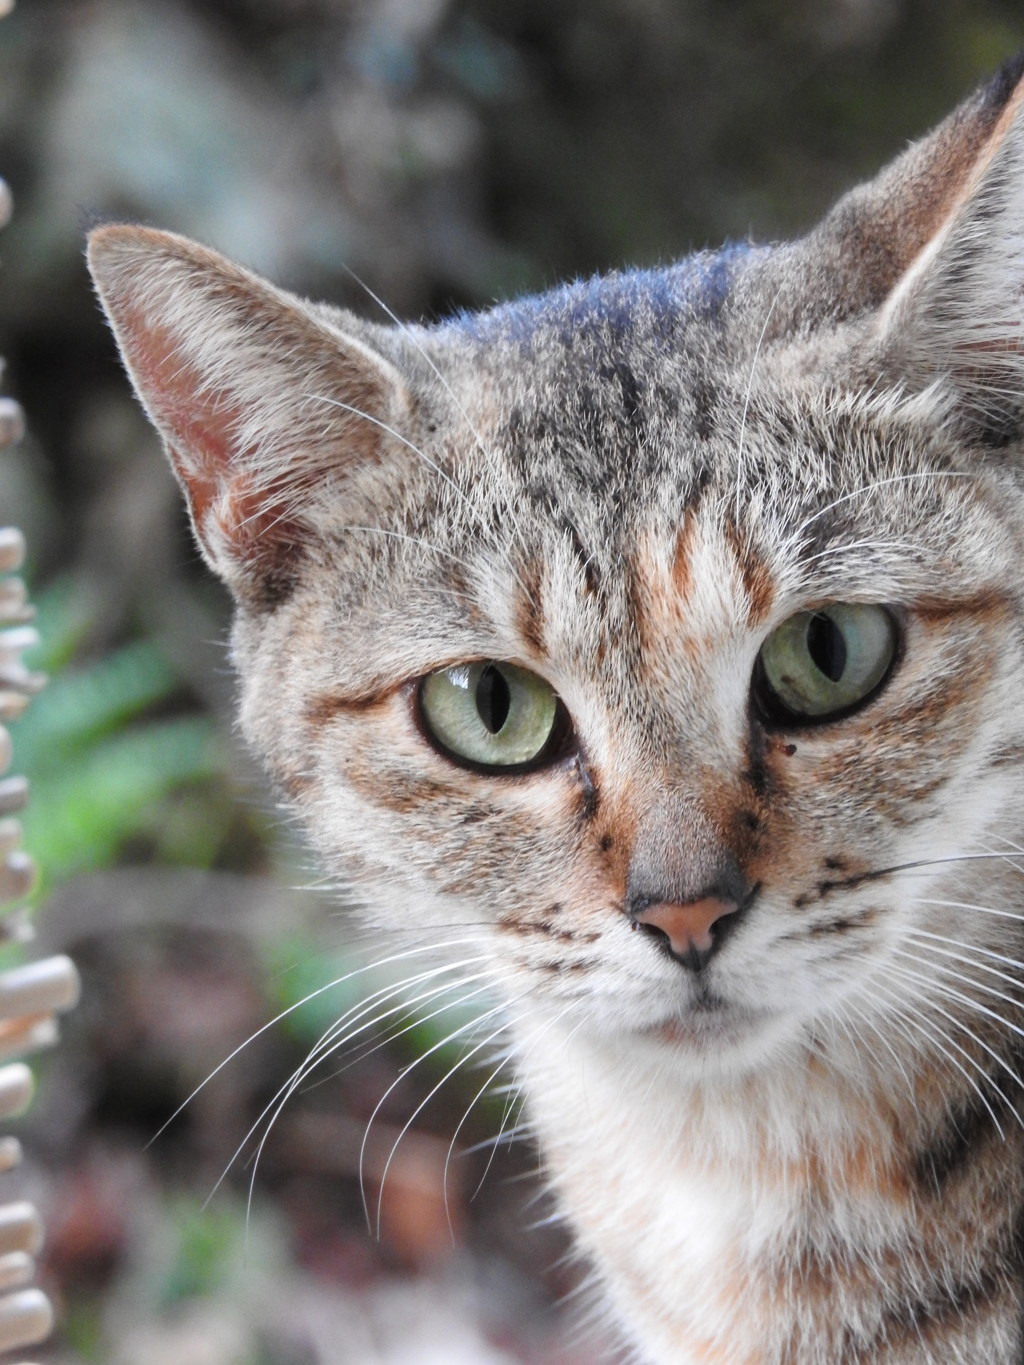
[87,57,1024,1078]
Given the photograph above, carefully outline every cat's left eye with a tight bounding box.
[754,603,898,724]
[417,661,569,771]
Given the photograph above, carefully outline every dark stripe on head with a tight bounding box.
[305,688,391,724]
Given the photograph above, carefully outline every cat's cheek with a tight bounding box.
[281,702,590,914]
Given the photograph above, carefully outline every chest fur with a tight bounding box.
[517,1018,1024,1365]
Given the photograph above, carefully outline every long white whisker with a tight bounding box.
[791,471,972,539]
[204,956,495,1211]
[307,399,533,601]
[443,993,584,1221]
[839,995,917,1100]
[337,524,479,574]
[149,937,489,1147]
[358,993,515,1233]
[366,992,524,1238]
[891,950,1024,1051]
[299,968,500,1091]
[901,934,1024,995]
[800,536,915,566]
[882,965,1024,1125]
[905,927,1024,971]
[333,263,534,562]
[309,393,473,508]
[440,1047,517,1240]
[973,835,1024,878]
[375,1017,513,1241]
[242,974,503,1233]
[236,982,503,1243]
[868,976,1009,1140]
[913,896,1024,924]
[335,264,494,465]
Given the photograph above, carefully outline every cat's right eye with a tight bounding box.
[417,661,570,772]
[753,603,898,724]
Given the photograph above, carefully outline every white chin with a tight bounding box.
[632,1001,797,1077]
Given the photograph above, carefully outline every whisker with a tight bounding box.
[335,263,494,467]
[974,835,1024,879]
[905,927,1024,972]
[912,896,1024,924]
[882,964,1024,1120]
[201,953,495,1210]
[374,1017,515,1241]
[838,995,917,1100]
[818,849,1024,894]
[307,395,534,603]
[240,972,504,1232]
[452,995,584,1214]
[364,993,520,1238]
[336,523,480,575]
[333,262,534,561]
[298,968,500,1092]
[868,975,1011,1139]
[440,1049,516,1237]
[308,393,471,513]
[800,536,916,567]
[149,937,490,1147]
[893,947,1024,1049]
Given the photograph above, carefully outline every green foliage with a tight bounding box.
[12,580,230,894]
[263,930,368,1045]
[59,1299,105,1363]
[159,1201,240,1309]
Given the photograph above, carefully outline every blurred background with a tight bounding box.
[0,1,1018,1361]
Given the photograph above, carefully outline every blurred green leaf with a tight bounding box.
[14,638,183,775]
[9,578,235,894]
[160,1201,239,1309]
[21,716,222,891]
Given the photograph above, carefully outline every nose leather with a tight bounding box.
[630,897,738,957]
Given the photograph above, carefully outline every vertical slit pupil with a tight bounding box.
[806,613,846,683]
[476,665,512,733]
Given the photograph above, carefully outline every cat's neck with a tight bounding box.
[515,1008,1023,1365]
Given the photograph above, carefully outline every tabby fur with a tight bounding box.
[87,55,1024,1364]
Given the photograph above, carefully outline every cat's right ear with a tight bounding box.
[812,54,1024,445]
[87,226,409,605]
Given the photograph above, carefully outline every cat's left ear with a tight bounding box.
[876,63,1024,444]
[87,225,410,605]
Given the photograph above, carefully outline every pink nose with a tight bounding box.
[630,897,738,957]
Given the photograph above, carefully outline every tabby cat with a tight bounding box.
[87,54,1024,1365]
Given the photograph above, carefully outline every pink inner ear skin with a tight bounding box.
[122,308,238,485]
[120,303,310,579]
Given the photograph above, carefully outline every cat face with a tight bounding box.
[87,56,1024,1080]
[231,328,1023,1078]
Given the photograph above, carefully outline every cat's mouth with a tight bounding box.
[634,974,787,1061]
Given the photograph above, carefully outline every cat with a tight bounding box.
[85,52,1024,1365]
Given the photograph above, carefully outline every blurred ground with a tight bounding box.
[0,1,1018,1361]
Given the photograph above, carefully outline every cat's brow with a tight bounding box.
[304,685,400,721]
[791,470,973,539]
[908,589,1010,620]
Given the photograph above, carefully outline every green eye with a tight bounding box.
[755,604,898,723]
[418,661,568,770]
